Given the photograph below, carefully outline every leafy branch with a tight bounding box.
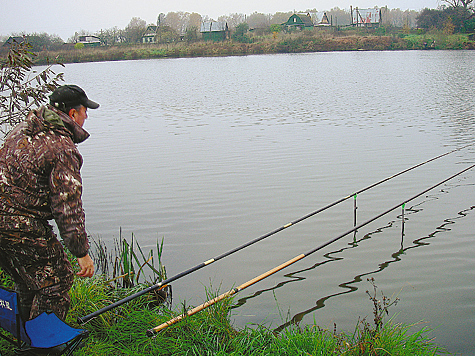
[0,39,64,136]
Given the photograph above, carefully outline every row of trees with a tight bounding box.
[417,6,475,32]
[0,33,65,52]
[66,7,430,46]
[152,8,422,33]
[2,4,474,51]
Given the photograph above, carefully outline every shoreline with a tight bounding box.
[27,32,475,66]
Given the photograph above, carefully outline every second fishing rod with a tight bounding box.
[147,163,475,335]
[78,143,474,324]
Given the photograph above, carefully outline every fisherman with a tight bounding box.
[0,84,98,321]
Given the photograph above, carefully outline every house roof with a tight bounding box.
[3,36,25,47]
[78,35,101,43]
[283,13,314,27]
[319,13,330,25]
[200,22,228,33]
[143,25,158,36]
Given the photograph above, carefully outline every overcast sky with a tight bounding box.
[2,0,440,41]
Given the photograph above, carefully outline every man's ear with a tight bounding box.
[68,108,77,119]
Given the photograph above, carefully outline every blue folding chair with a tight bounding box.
[0,286,88,355]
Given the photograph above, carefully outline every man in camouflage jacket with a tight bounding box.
[0,85,98,321]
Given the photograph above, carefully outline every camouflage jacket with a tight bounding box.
[0,105,90,258]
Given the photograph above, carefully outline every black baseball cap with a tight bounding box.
[49,85,100,110]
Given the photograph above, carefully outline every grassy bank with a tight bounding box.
[0,276,450,355]
[29,30,475,66]
[70,278,450,355]
[0,235,450,355]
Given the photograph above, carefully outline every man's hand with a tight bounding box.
[77,254,94,277]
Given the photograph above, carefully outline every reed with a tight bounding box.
[0,239,450,355]
[89,229,167,289]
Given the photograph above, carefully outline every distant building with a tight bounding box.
[142,25,158,43]
[351,7,382,27]
[282,13,314,30]
[2,36,25,47]
[77,35,102,47]
[200,22,229,41]
[317,12,331,26]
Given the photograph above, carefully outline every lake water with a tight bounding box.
[46,50,474,354]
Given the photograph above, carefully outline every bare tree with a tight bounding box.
[442,0,474,9]
[124,17,147,44]
[96,27,124,46]
[201,15,213,23]
[381,8,419,27]
[163,12,190,35]
[247,12,272,29]
[188,13,202,30]
[326,7,352,26]
[270,12,294,24]
[218,13,246,29]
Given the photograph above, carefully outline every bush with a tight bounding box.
[0,41,63,136]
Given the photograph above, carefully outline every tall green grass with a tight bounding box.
[66,283,448,355]
[0,237,450,355]
[0,267,13,289]
[403,32,472,49]
[70,277,450,355]
[90,229,167,289]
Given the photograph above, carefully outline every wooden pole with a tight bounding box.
[147,254,306,336]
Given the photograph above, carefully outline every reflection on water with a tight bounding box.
[237,184,475,334]
[52,50,475,354]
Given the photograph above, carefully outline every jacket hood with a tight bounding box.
[24,105,90,144]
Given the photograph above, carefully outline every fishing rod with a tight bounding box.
[78,143,474,324]
[147,163,475,335]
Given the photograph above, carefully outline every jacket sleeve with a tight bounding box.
[49,146,90,258]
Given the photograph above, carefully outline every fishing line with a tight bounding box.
[78,143,474,324]
[147,163,475,335]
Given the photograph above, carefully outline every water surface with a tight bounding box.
[57,50,474,354]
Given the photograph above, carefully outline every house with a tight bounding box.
[2,36,25,47]
[317,12,331,26]
[200,22,229,41]
[142,25,158,43]
[351,7,382,27]
[282,13,314,30]
[77,35,101,47]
